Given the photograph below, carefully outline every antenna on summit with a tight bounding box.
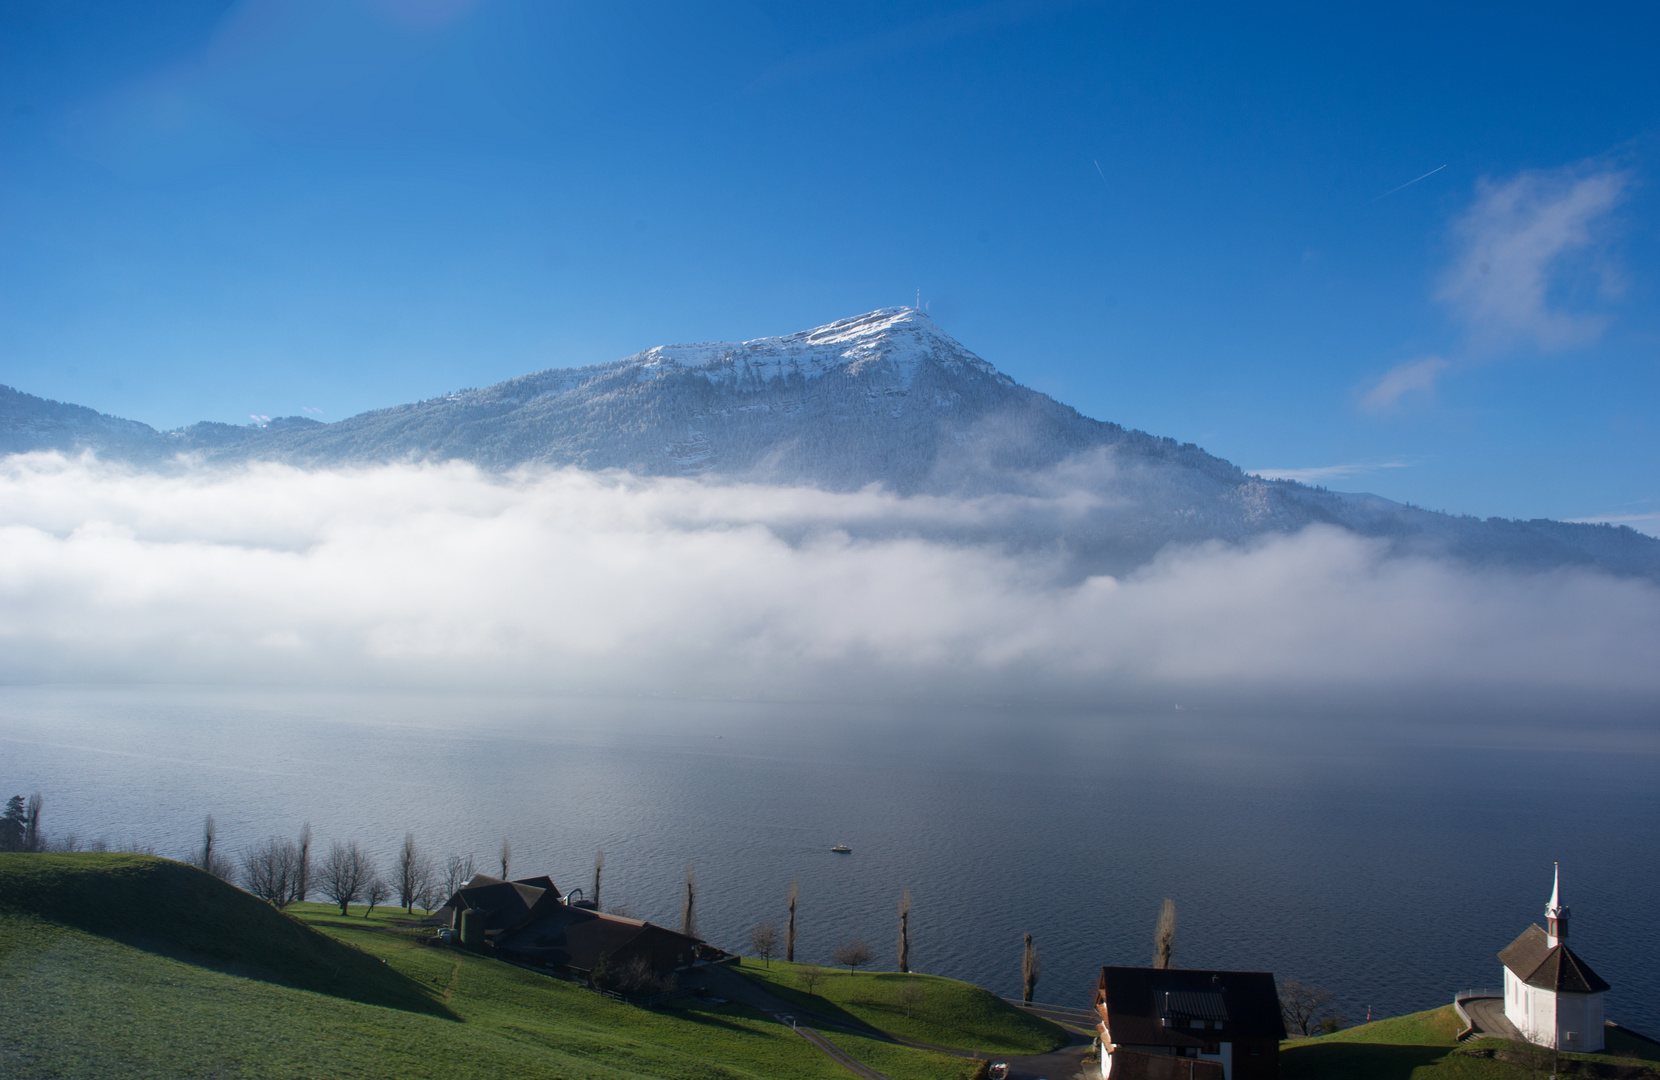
[915,287,921,311]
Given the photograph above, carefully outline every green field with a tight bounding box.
[734,958,1068,1056]
[1282,1005,1660,1080]
[0,854,976,1080]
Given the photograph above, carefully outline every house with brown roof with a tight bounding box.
[430,873,565,943]
[430,872,710,987]
[1499,865,1610,1052]
[1094,966,1285,1080]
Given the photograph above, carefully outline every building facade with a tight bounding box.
[1094,967,1285,1080]
[1498,865,1609,1053]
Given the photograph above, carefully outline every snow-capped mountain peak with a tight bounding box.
[631,307,1002,389]
[3,308,1656,578]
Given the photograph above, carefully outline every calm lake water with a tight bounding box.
[3,685,1656,1033]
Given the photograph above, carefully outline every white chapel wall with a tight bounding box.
[1554,994,1605,1053]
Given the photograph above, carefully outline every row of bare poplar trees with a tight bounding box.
[744,882,930,984]
[193,816,522,917]
[741,885,1181,1009]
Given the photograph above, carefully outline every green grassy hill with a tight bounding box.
[0,852,441,1014]
[1282,1005,1660,1080]
[0,854,972,1080]
[735,959,1068,1056]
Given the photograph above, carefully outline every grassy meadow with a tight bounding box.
[1282,1005,1660,1080]
[0,854,981,1080]
[734,958,1068,1056]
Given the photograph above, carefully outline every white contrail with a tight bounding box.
[1373,164,1448,201]
[1094,159,1108,185]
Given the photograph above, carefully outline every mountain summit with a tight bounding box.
[2,309,1655,577]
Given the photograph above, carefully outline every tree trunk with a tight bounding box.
[1021,933,1041,1005]
[897,887,912,973]
[786,878,799,963]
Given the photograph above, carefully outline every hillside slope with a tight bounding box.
[1282,1006,1660,1080]
[0,854,965,1080]
[0,853,440,1014]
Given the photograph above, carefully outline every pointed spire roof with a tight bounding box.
[1547,862,1563,916]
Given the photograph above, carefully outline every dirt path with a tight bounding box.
[793,1024,893,1080]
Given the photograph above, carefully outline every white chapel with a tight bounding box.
[1498,864,1610,1052]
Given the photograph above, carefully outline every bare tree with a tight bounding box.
[499,836,511,880]
[832,939,873,975]
[895,979,927,1019]
[415,863,447,913]
[319,840,374,915]
[23,793,43,852]
[241,837,301,907]
[1022,933,1041,1005]
[799,964,827,996]
[1279,977,1338,1037]
[365,872,390,917]
[397,833,434,913]
[750,920,779,967]
[294,823,312,903]
[443,853,475,901]
[194,814,233,879]
[897,887,912,973]
[681,862,698,939]
[197,814,215,871]
[785,878,799,962]
[1153,898,1177,969]
[592,849,604,909]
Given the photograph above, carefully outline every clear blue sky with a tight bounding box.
[2,1,1656,528]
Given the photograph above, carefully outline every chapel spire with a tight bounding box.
[1546,862,1569,947]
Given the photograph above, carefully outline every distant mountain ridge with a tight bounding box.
[4,307,1655,577]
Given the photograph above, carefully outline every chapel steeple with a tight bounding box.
[1545,862,1569,947]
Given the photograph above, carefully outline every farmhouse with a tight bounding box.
[1498,864,1610,1052]
[1094,966,1286,1080]
[430,873,710,985]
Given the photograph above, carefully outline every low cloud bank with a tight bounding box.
[2,454,1657,704]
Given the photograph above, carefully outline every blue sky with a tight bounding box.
[1,0,1656,528]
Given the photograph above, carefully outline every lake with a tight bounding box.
[3,684,1656,1034]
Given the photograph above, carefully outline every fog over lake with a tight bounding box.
[5,685,1656,1033]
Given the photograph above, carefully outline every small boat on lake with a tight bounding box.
[830,844,851,854]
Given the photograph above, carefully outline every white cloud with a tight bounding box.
[1566,511,1660,539]
[1,454,1657,704]
[1437,164,1630,349]
[1360,356,1449,412]
[1250,462,1409,485]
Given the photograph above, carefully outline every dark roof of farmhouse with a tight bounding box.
[1096,967,1286,1047]
[1499,925,1610,994]
[494,905,701,973]
[431,874,563,931]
